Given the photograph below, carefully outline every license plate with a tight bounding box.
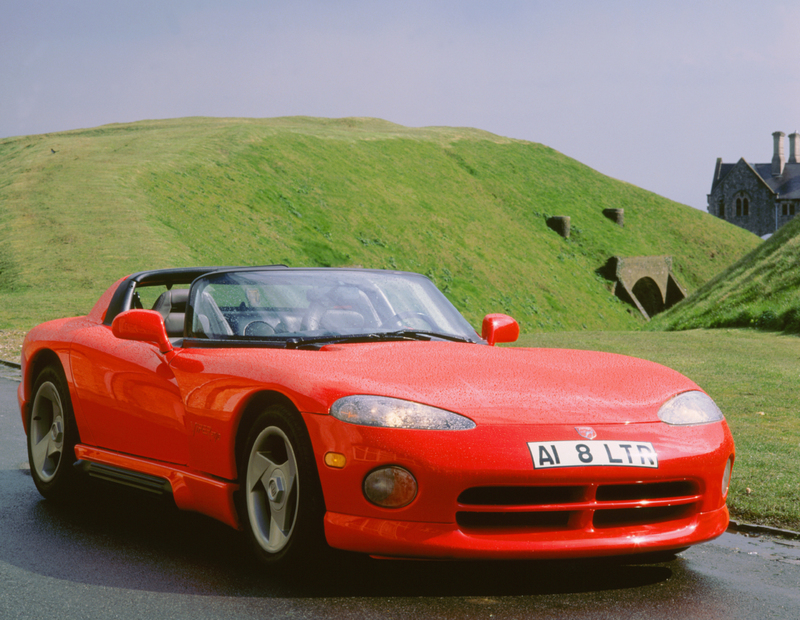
[528,441,658,469]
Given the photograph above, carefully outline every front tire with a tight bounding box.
[27,365,79,500]
[237,406,326,568]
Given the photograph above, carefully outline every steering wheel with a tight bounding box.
[243,321,276,337]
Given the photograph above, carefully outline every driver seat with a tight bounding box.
[152,289,190,338]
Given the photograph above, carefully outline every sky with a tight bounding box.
[3,0,800,211]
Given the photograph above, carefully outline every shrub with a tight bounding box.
[755,310,779,330]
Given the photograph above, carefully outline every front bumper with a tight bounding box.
[324,504,730,560]
[302,414,734,559]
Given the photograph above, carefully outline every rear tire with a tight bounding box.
[236,405,327,569]
[27,365,79,500]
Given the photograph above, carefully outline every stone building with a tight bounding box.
[708,131,800,237]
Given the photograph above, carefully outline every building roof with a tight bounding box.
[711,159,800,199]
[768,163,800,199]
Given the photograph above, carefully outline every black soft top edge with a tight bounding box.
[102,265,289,325]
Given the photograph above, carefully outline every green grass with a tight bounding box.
[0,116,759,333]
[517,329,800,531]
[652,214,800,333]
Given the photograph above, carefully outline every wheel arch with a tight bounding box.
[233,390,306,481]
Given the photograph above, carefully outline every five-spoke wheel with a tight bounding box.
[237,406,325,567]
[27,366,78,499]
[245,425,299,554]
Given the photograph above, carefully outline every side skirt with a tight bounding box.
[73,444,241,530]
[76,460,172,495]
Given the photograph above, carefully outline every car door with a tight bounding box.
[69,322,189,465]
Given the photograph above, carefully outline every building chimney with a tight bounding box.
[789,132,800,164]
[772,131,786,176]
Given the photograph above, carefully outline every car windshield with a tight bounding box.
[185,268,482,346]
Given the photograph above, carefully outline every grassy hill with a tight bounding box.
[0,116,760,332]
[652,214,800,333]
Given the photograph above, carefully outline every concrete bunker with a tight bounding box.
[598,256,687,320]
[602,208,624,227]
[546,216,571,238]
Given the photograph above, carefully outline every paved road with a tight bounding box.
[1,376,799,619]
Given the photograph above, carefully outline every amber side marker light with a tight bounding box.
[324,452,347,469]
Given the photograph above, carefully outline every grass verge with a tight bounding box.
[0,330,25,363]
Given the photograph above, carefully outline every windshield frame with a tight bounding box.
[182,267,483,348]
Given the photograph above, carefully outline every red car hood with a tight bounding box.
[305,341,700,425]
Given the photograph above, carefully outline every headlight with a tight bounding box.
[658,391,724,426]
[331,395,476,430]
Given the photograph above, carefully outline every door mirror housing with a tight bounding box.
[112,309,173,354]
[481,314,519,346]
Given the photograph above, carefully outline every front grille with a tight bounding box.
[458,486,584,506]
[457,511,572,530]
[596,481,696,502]
[456,481,700,533]
[593,505,693,528]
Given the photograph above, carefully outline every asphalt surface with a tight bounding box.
[1,376,799,619]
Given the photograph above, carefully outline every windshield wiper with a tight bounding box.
[377,330,474,343]
[286,330,474,349]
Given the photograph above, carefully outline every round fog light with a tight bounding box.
[363,466,417,508]
[722,457,733,499]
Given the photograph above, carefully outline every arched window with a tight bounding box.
[734,191,750,218]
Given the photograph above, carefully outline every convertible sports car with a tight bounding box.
[18,266,734,566]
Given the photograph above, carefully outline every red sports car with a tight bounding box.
[18,266,734,566]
